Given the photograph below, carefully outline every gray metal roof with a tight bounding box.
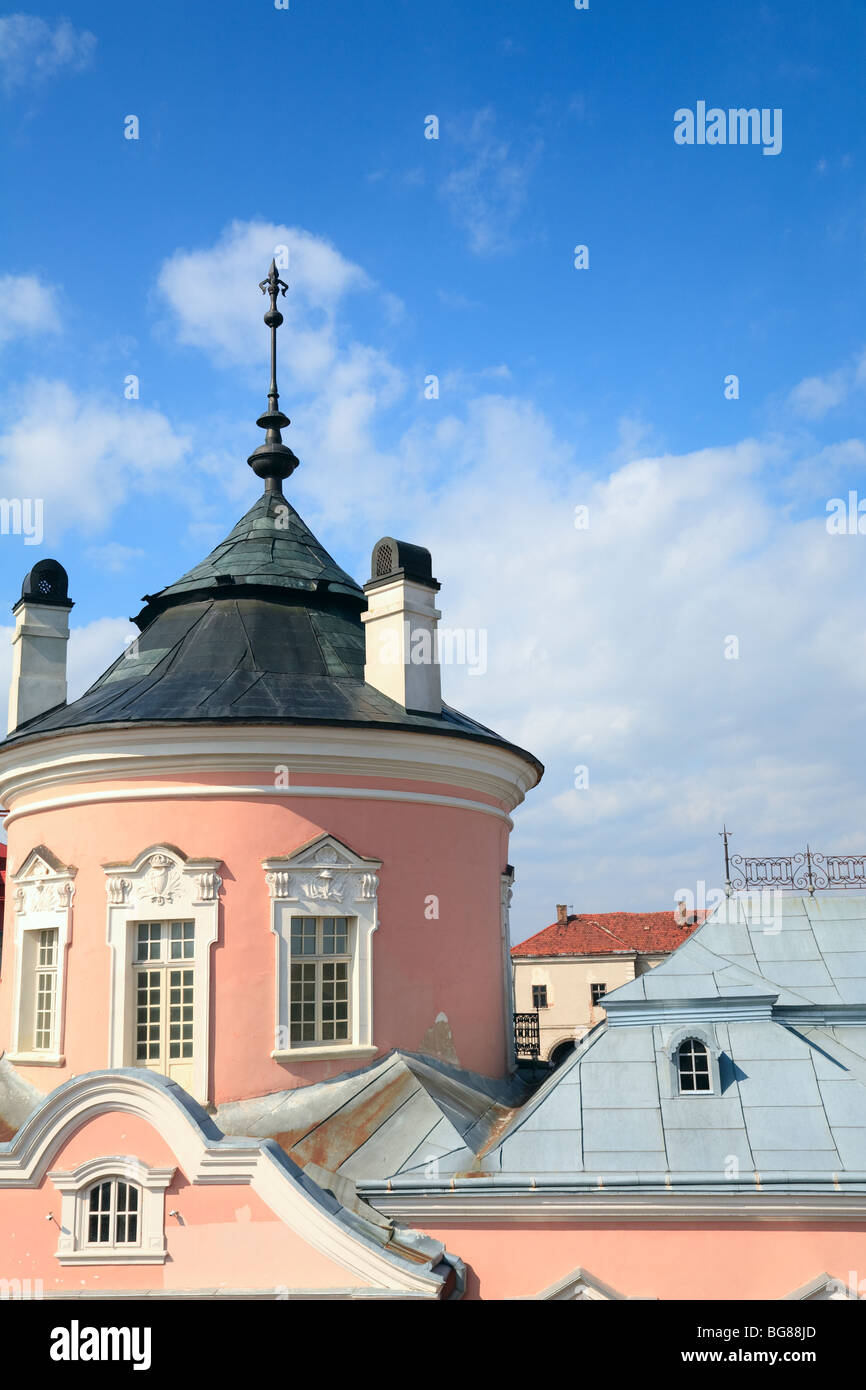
[215,1052,525,1182]
[226,896,866,1194]
[440,895,866,1186]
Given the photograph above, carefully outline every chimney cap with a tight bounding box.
[365,537,440,592]
[14,559,73,612]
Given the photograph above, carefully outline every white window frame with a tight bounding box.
[668,1025,721,1097]
[264,834,381,1063]
[103,845,221,1103]
[48,1156,175,1266]
[7,846,75,1066]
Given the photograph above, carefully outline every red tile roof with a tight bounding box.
[511,910,706,959]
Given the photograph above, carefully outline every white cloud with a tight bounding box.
[0,381,191,537]
[787,370,848,419]
[156,221,372,391]
[786,349,866,420]
[156,222,405,511]
[0,14,95,93]
[0,273,61,346]
[84,542,146,573]
[438,108,541,255]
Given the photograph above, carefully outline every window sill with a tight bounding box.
[6,1051,65,1066]
[56,1251,167,1266]
[271,1044,379,1063]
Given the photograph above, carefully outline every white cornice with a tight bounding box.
[364,1190,866,1224]
[0,724,538,826]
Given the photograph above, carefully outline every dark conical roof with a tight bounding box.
[135,491,363,626]
[3,488,542,777]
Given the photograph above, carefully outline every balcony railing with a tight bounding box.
[513,1011,541,1060]
[725,844,866,895]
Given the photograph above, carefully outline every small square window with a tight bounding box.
[591,983,607,1006]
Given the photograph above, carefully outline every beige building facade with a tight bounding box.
[512,905,701,1064]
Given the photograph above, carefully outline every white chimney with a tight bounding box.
[7,560,73,733]
[362,538,442,714]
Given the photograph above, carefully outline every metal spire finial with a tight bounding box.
[247,259,299,494]
[720,824,733,897]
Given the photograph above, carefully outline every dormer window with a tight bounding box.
[677,1038,712,1093]
[49,1157,174,1265]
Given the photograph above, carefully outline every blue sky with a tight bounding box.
[0,0,865,939]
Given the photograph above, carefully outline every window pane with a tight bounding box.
[170,921,195,959]
[38,929,57,967]
[290,917,316,956]
[135,970,161,1061]
[169,969,194,1059]
[35,970,56,1049]
[136,923,162,961]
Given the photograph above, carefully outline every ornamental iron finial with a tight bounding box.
[247,259,300,493]
[720,824,733,897]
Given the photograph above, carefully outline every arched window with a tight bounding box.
[49,1156,174,1266]
[677,1037,712,1093]
[86,1179,140,1248]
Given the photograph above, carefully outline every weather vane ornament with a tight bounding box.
[247,259,299,493]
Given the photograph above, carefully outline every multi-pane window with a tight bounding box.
[677,1038,712,1093]
[34,928,58,1050]
[590,982,607,1007]
[290,916,352,1045]
[133,922,194,1082]
[86,1180,140,1247]
[532,984,548,1009]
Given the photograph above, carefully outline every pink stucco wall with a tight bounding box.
[0,772,512,1102]
[0,1110,371,1294]
[415,1221,866,1300]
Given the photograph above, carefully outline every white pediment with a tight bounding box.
[263,835,381,906]
[534,1267,627,1301]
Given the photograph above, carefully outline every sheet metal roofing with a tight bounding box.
[221,895,866,1194]
[136,491,364,618]
[511,910,705,959]
[1,489,542,775]
[451,895,866,1185]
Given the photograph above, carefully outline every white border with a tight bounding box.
[263,834,381,1063]
[103,845,222,1104]
[0,724,538,827]
[6,846,76,1066]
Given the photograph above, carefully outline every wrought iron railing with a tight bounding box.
[513,1011,541,1059]
[722,832,866,894]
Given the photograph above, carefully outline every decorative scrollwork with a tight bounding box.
[727,846,866,894]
